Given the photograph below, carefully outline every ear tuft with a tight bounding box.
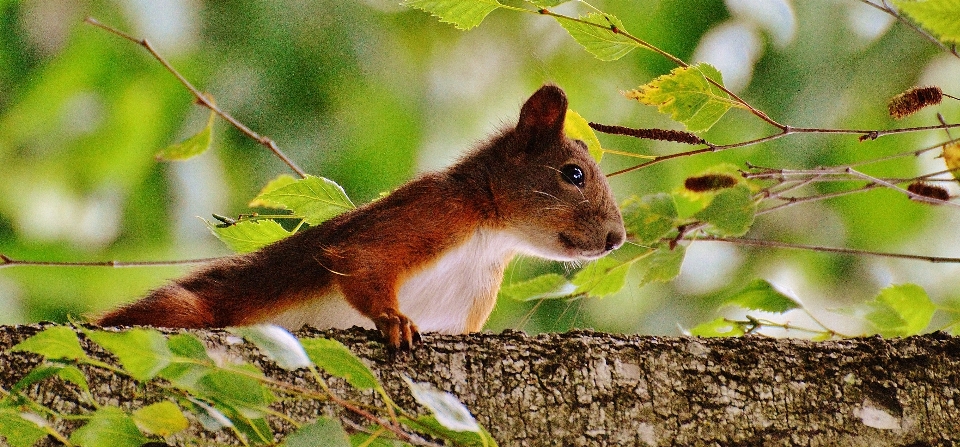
[518,84,568,137]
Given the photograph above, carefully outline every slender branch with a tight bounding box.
[0,254,220,269]
[857,0,960,59]
[607,122,960,177]
[83,17,308,178]
[534,6,782,129]
[697,235,960,263]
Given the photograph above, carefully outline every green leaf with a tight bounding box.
[723,279,800,313]
[621,193,678,244]
[249,174,298,208]
[864,284,935,337]
[166,333,211,361]
[159,334,214,390]
[252,174,355,225]
[402,376,480,433]
[12,363,89,394]
[640,245,685,285]
[402,0,503,30]
[404,415,498,447]
[498,273,571,301]
[693,185,756,236]
[84,328,172,381]
[572,256,631,297]
[625,63,742,132]
[132,401,189,437]
[12,326,87,360]
[556,12,637,61]
[0,407,48,447]
[689,317,746,338]
[527,0,568,6]
[69,407,149,447]
[196,368,275,419]
[894,0,960,42]
[349,431,407,447]
[229,413,273,444]
[229,325,312,371]
[299,338,379,391]
[564,109,603,162]
[205,218,291,253]
[282,418,350,447]
[155,109,215,161]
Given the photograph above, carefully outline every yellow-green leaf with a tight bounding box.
[689,317,746,338]
[625,63,742,133]
[723,279,800,313]
[564,109,603,162]
[572,257,631,297]
[69,407,149,447]
[693,185,757,237]
[621,193,678,245]
[864,283,935,337]
[84,328,172,381]
[300,338,379,391]
[640,245,685,285]
[556,12,637,61]
[249,174,298,208]
[0,407,48,447]
[498,273,571,301]
[12,326,87,360]
[894,0,960,43]
[403,0,503,30]
[253,174,355,225]
[132,401,189,437]
[205,219,291,253]
[155,109,215,161]
[941,141,960,182]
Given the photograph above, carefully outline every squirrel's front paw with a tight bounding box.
[373,310,421,350]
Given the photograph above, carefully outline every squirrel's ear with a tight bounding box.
[517,85,568,138]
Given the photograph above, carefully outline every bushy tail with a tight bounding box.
[96,283,216,328]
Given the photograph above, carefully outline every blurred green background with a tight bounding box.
[2,0,959,335]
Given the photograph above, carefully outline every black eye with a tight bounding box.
[560,164,585,188]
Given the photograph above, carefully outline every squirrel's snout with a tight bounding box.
[604,224,626,252]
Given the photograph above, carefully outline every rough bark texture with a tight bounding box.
[1,324,959,446]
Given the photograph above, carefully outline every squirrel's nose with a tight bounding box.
[604,226,626,252]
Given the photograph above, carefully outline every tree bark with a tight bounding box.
[1,324,958,446]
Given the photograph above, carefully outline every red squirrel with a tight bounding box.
[97,85,626,349]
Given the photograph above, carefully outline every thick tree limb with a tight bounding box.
[1,324,958,446]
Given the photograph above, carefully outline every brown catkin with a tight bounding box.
[888,86,943,119]
[588,122,706,145]
[684,174,738,192]
[907,181,950,202]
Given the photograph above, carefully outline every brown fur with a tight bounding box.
[97,85,626,349]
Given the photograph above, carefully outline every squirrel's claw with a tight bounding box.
[374,310,421,350]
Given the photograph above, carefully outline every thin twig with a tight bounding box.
[697,235,960,263]
[83,17,307,178]
[857,0,960,59]
[607,123,960,178]
[0,254,220,269]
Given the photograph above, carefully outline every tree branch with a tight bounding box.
[83,17,308,178]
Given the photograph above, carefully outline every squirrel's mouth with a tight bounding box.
[557,233,611,260]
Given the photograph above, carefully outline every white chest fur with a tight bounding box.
[267,228,523,334]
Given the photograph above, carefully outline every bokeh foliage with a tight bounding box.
[1,0,958,336]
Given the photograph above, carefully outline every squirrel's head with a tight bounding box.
[479,85,626,262]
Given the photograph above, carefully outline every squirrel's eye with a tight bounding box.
[560,164,585,188]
